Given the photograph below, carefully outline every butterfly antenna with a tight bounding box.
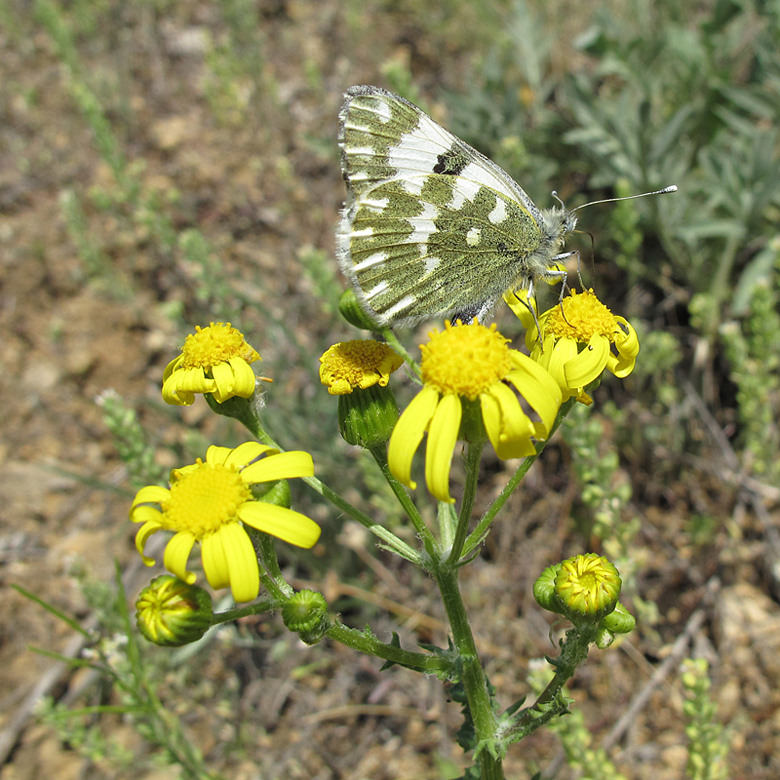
[570,185,678,214]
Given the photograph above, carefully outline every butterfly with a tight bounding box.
[336,85,577,328]
[336,86,676,329]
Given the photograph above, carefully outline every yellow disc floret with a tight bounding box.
[421,321,513,400]
[544,289,621,343]
[164,462,252,537]
[319,340,403,395]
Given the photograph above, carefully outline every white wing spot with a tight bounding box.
[416,115,457,152]
[371,99,393,122]
[418,201,439,220]
[423,255,440,273]
[389,120,450,175]
[352,227,374,238]
[408,221,437,244]
[449,176,482,209]
[487,198,507,224]
[362,197,389,212]
[458,161,518,202]
[466,227,481,246]
[347,146,377,158]
[396,174,425,196]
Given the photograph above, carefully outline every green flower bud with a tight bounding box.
[136,575,213,647]
[554,553,622,626]
[282,589,329,645]
[600,601,636,634]
[339,289,382,331]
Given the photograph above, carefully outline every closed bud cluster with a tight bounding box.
[282,589,329,645]
[533,554,635,639]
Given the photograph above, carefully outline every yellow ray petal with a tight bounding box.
[241,451,314,483]
[425,393,461,503]
[202,531,230,590]
[238,502,322,548]
[388,385,439,489]
[163,531,197,584]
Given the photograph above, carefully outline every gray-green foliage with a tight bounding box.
[527,660,628,780]
[96,390,167,490]
[682,658,730,780]
[451,0,780,303]
[718,240,780,480]
[449,0,780,476]
[562,404,660,627]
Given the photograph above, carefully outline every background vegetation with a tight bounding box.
[2,0,778,777]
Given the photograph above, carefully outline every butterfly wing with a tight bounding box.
[337,85,554,326]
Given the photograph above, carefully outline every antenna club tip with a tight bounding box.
[662,185,678,193]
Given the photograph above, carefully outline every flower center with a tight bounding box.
[545,290,619,343]
[421,321,513,400]
[320,340,402,392]
[555,553,621,615]
[162,461,252,538]
[180,323,260,370]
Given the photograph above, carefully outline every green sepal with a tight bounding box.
[338,383,399,448]
[595,627,615,649]
[533,563,564,614]
[251,477,291,507]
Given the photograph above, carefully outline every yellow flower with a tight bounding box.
[319,340,404,395]
[388,321,562,503]
[507,289,640,404]
[130,443,320,603]
[162,323,264,406]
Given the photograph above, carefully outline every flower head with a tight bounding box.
[507,289,640,404]
[130,443,320,603]
[553,553,622,624]
[162,323,264,406]
[388,320,562,502]
[320,340,403,447]
[319,340,403,395]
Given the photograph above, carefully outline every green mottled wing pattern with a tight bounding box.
[337,85,569,327]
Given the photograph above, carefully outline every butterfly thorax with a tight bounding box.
[514,206,576,284]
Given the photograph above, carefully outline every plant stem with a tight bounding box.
[435,564,503,779]
[447,440,483,565]
[370,444,438,560]
[325,623,451,674]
